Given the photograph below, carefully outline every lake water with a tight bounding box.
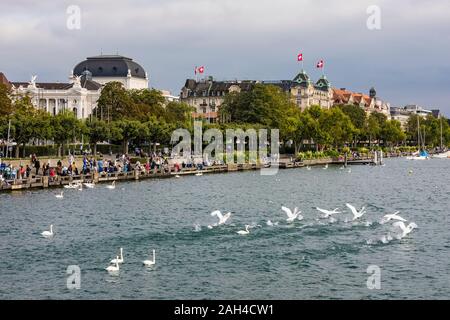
[1,158,449,299]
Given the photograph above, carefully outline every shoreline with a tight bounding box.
[0,156,380,193]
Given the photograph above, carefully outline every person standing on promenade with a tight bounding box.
[35,158,40,175]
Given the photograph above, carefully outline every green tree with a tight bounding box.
[96,81,133,121]
[381,120,406,147]
[112,119,148,154]
[86,119,110,156]
[319,108,355,149]
[52,110,84,157]
[0,83,13,118]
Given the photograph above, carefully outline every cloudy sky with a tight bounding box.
[1,0,449,115]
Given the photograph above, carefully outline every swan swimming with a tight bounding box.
[266,220,279,226]
[41,224,54,238]
[210,210,231,225]
[306,166,311,170]
[55,191,64,199]
[237,225,250,235]
[110,248,124,264]
[345,203,366,221]
[323,164,328,169]
[106,257,120,272]
[106,181,115,189]
[316,207,341,218]
[380,211,407,224]
[393,221,418,238]
[195,172,203,176]
[84,182,95,188]
[281,206,303,222]
[143,250,156,266]
[175,175,181,178]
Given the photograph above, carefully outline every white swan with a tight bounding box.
[143,250,156,266]
[345,203,366,221]
[41,225,54,238]
[175,175,181,178]
[316,207,341,218]
[55,191,64,199]
[281,206,303,222]
[323,164,328,169]
[393,221,418,238]
[84,182,95,188]
[110,248,124,264]
[380,211,407,224]
[106,181,116,189]
[211,210,231,225]
[266,220,279,226]
[195,172,203,176]
[237,225,250,235]
[347,168,352,173]
[106,257,120,272]
[306,166,311,170]
[64,183,77,189]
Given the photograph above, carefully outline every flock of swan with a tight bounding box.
[104,247,156,273]
[40,226,157,274]
[55,181,116,198]
[196,203,418,244]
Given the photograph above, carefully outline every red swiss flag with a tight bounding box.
[316,60,324,68]
[297,53,303,62]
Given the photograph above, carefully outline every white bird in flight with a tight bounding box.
[345,203,366,221]
[237,225,250,235]
[210,210,231,225]
[281,206,303,222]
[316,207,341,218]
[380,211,407,224]
[41,224,54,238]
[393,221,418,238]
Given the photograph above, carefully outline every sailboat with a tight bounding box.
[406,115,429,160]
[432,117,449,158]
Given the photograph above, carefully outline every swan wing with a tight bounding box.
[222,212,231,223]
[345,203,358,216]
[393,221,407,232]
[282,206,293,218]
[391,215,407,222]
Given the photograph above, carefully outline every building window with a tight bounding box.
[203,107,207,113]
[73,107,77,117]
[211,105,216,112]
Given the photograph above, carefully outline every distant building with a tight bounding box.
[160,90,180,103]
[390,104,435,129]
[180,70,333,122]
[8,55,150,119]
[332,87,390,118]
[0,72,11,89]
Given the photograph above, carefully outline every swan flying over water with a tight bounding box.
[393,221,418,238]
[316,207,341,218]
[281,206,303,222]
[380,211,406,224]
[345,203,366,220]
[211,210,231,225]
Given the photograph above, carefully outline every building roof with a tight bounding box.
[314,76,331,91]
[73,55,147,79]
[182,79,256,97]
[0,72,11,89]
[292,70,311,88]
[11,79,102,91]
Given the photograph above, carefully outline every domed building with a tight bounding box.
[73,55,149,89]
[8,54,150,119]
